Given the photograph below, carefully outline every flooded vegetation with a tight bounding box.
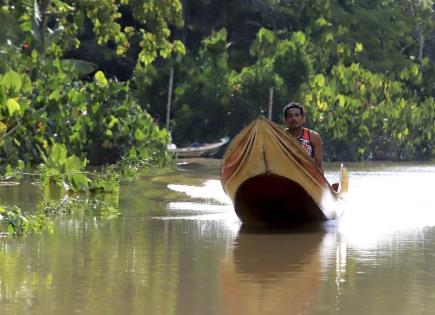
[1,159,435,314]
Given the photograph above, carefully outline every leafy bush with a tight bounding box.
[0,65,172,168]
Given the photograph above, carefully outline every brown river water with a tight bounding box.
[0,159,435,315]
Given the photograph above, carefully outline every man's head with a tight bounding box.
[283,102,305,129]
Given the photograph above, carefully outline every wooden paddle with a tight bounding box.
[331,164,348,193]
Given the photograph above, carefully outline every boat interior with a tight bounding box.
[234,174,326,226]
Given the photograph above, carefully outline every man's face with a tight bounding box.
[285,107,305,128]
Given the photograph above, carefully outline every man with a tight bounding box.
[283,102,324,174]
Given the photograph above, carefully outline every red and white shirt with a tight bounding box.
[297,128,314,158]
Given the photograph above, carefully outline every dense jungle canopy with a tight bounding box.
[0,0,434,165]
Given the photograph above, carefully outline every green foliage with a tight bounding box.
[225,28,312,130]
[250,28,277,58]
[0,0,180,166]
[0,204,53,236]
[331,1,415,75]
[0,59,172,167]
[273,32,313,95]
[0,139,173,237]
[170,29,232,145]
[2,0,184,61]
[40,194,120,219]
[227,57,283,130]
[0,0,434,164]
[302,63,434,160]
[38,143,90,191]
[76,72,172,165]
[89,172,120,194]
[0,190,120,236]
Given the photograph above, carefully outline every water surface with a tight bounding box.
[1,159,435,315]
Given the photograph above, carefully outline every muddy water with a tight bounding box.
[0,159,434,315]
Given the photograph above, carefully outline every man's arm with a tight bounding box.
[310,131,324,174]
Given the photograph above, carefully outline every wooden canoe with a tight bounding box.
[169,137,229,158]
[220,116,348,225]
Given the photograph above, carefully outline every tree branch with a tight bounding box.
[0,124,19,141]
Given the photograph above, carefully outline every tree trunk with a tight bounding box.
[166,67,175,131]
[37,0,51,54]
[408,1,425,65]
[418,29,424,63]
[181,0,189,45]
[268,87,274,120]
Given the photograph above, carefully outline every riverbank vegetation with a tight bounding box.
[1,0,182,235]
[1,0,434,234]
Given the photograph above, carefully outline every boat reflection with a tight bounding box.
[220,225,327,315]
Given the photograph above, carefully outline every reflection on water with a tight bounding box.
[220,229,325,315]
[164,179,237,225]
[1,159,435,315]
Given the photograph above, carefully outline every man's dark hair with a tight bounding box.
[283,102,304,119]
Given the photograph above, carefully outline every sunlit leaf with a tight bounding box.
[61,59,97,77]
[65,155,83,172]
[50,143,67,167]
[354,42,364,53]
[95,71,108,87]
[314,74,325,87]
[0,87,6,107]
[315,17,328,27]
[48,90,61,101]
[134,129,145,141]
[337,95,346,107]
[0,121,7,136]
[2,71,22,92]
[108,115,119,128]
[292,31,306,45]
[323,32,334,43]
[6,98,20,116]
[21,75,32,94]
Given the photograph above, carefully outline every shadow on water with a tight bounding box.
[238,221,327,234]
